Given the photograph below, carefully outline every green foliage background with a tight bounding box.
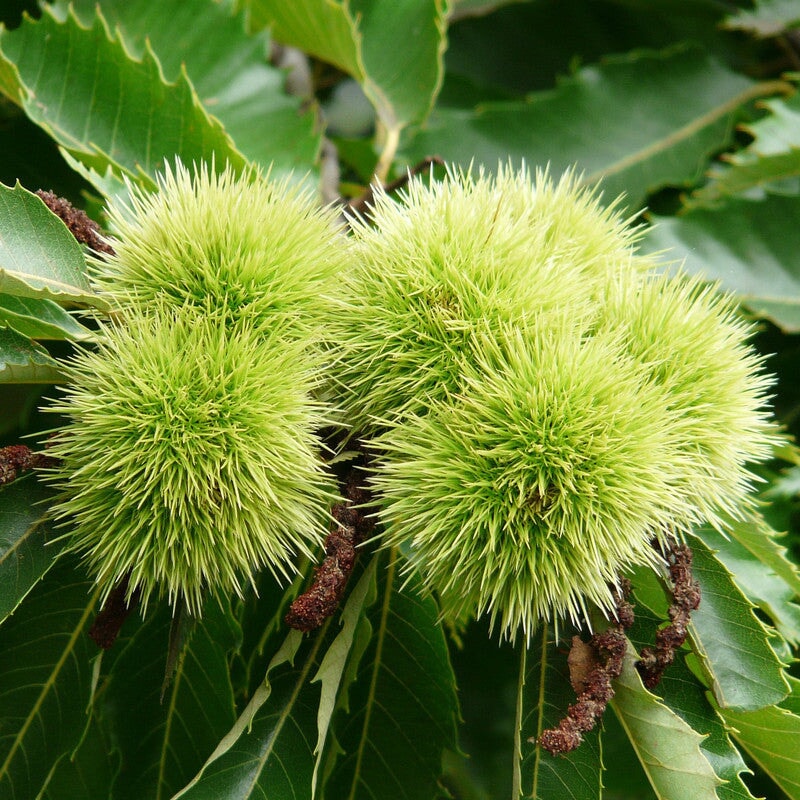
[1,1,799,798]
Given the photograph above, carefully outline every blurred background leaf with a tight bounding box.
[403,46,776,212]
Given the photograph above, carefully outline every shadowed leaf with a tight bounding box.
[403,46,773,210]
[517,623,603,800]
[0,474,61,625]
[324,553,459,800]
[0,557,101,799]
[103,597,240,800]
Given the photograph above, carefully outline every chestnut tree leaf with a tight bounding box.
[0,474,61,626]
[324,553,459,800]
[645,193,800,333]
[699,523,800,646]
[727,514,800,599]
[172,558,380,800]
[56,0,320,175]
[172,627,318,798]
[517,623,603,800]
[692,88,800,203]
[610,648,722,800]
[0,557,101,799]
[687,535,789,711]
[100,597,240,800]
[241,0,448,130]
[0,182,99,307]
[715,690,800,800]
[39,715,118,800]
[0,325,62,383]
[0,6,246,193]
[628,607,757,800]
[309,557,377,796]
[0,294,92,341]
[442,0,736,100]
[403,46,776,211]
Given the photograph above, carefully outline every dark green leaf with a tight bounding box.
[0,181,98,306]
[444,0,735,97]
[243,0,448,129]
[688,535,789,711]
[441,618,518,800]
[174,561,379,799]
[599,705,658,800]
[404,46,768,211]
[310,557,377,794]
[237,569,305,699]
[325,553,459,800]
[101,597,240,800]
[0,383,46,439]
[0,324,61,383]
[517,623,602,800]
[0,473,61,625]
[0,556,101,798]
[0,7,246,191]
[646,193,800,332]
[0,104,91,203]
[40,715,118,800]
[173,628,316,798]
[58,0,320,175]
[610,648,721,800]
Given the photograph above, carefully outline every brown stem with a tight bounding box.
[536,580,634,755]
[345,156,444,222]
[284,449,375,632]
[636,542,700,689]
[88,575,140,650]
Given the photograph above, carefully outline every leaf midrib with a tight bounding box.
[0,585,101,782]
[586,79,790,186]
[346,554,397,800]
